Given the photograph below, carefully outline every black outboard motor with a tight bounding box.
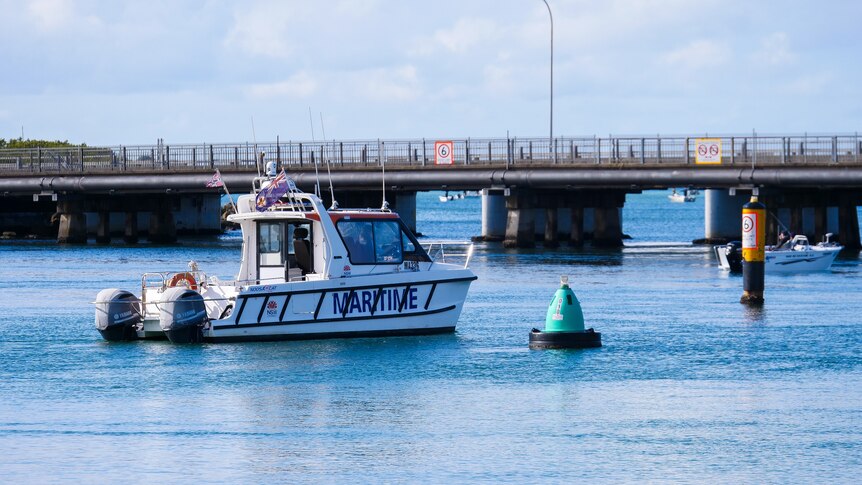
[159,287,207,344]
[725,241,743,273]
[95,289,142,341]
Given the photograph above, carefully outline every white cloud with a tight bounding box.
[27,0,74,31]
[245,71,318,99]
[780,73,832,96]
[2,0,859,142]
[483,64,515,96]
[351,65,421,102]
[533,0,721,50]
[223,3,296,59]
[26,0,101,33]
[334,0,381,16]
[662,40,732,70]
[752,32,796,66]
[411,18,500,56]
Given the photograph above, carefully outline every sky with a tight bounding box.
[0,0,860,146]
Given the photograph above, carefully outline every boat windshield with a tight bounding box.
[336,219,430,265]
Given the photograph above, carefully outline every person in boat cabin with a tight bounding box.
[776,230,798,249]
[355,224,375,262]
[292,226,313,275]
[777,230,790,248]
[339,221,375,264]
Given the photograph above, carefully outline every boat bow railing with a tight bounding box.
[422,241,475,268]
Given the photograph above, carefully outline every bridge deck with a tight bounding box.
[1,134,860,176]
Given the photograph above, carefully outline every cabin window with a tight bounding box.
[336,220,400,265]
[400,226,431,263]
[373,220,403,263]
[338,221,375,264]
[337,219,431,265]
[401,231,416,253]
[258,221,284,266]
[290,223,314,275]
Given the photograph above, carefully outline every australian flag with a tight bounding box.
[255,170,290,212]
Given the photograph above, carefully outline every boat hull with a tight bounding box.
[205,270,475,342]
[208,324,455,343]
[764,247,841,272]
[715,245,841,272]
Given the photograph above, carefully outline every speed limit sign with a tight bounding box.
[695,138,722,164]
[435,141,454,165]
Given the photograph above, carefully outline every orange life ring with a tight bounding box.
[168,272,198,291]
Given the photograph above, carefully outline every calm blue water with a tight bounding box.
[1,191,861,483]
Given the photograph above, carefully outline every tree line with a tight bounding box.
[0,137,85,149]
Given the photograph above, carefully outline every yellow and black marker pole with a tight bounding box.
[740,196,766,305]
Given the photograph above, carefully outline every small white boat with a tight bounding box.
[715,234,843,273]
[95,175,477,343]
[438,191,468,202]
[668,189,696,203]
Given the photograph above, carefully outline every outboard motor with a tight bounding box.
[159,287,207,344]
[95,289,142,341]
[724,241,743,273]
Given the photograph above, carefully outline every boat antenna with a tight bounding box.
[308,107,322,198]
[320,112,338,210]
[251,116,261,178]
[768,210,791,233]
[380,138,389,211]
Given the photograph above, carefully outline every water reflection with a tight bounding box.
[742,304,767,324]
[479,245,625,267]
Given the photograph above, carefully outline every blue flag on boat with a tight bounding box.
[255,170,289,212]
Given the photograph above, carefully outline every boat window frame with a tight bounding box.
[256,220,315,277]
[372,220,404,264]
[335,217,431,265]
[257,220,286,268]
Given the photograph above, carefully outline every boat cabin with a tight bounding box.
[229,190,431,285]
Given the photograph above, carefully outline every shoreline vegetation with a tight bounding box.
[0,137,84,149]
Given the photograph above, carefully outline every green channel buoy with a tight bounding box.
[529,276,601,349]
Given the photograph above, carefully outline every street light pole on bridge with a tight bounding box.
[541,0,555,164]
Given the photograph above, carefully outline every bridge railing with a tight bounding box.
[1,134,859,175]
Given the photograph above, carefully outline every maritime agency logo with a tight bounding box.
[266,300,279,317]
[333,288,419,315]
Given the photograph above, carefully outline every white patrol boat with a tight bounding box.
[95,175,477,343]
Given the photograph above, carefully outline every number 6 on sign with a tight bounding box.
[695,138,722,164]
[435,141,454,165]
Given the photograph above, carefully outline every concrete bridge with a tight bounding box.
[0,133,860,248]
